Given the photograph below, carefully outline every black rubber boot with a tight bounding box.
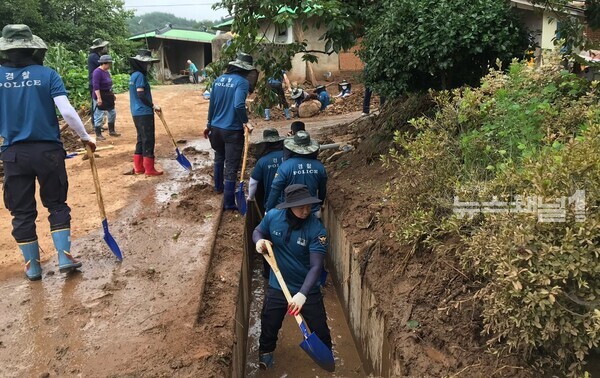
[95,127,106,141]
[108,122,120,137]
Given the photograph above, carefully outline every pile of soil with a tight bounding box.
[249,83,381,122]
[321,104,532,376]
[61,127,84,152]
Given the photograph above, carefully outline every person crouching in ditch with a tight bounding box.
[128,49,163,176]
[0,24,96,280]
[253,184,332,369]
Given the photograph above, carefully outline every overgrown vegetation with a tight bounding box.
[0,0,137,58]
[359,0,528,97]
[382,50,600,375]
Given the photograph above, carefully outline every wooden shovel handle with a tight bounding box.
[264,242,307,327]
[86,145,107,220]
[157,111,178,149]
[239,126,250,183]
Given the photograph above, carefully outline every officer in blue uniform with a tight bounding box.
[0,24,96,280]
[265,70,291,121]
[253,184,332,370]
[128,49,163,176]
[204,52,257,210]
[247,128,285,210]
[314,85,330,111]
[265,131,327,216]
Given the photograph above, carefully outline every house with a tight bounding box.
[212,13,360,84]
[511,0,585,50]
[129,25,215,82]
[213,1,588,83]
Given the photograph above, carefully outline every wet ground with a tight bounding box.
[0,139,223,377]
[245,260,365,377]
[0,83,366,376]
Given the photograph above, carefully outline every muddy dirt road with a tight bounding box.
[0,84,364,376]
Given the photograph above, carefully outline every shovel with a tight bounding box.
[157,111,193,171]
[86,145,123,261]
[235,126,250,215]
[263,242,335,372]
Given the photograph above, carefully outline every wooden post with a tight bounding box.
[159,40,165,83]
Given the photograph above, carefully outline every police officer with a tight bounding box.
[265,131,327,216]
[265,70,291,121]
[128,49,163,176]
[203,52,257,210]
[253,184,332,369]
[247,128,285,210]
[314,85,330,111]
[0,24,96,280]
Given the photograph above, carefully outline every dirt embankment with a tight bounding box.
[320,104,532,377]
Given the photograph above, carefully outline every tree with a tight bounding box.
[0,0,135,58]
[128,12,218,35]
[359,0,527,97]
[212,0,372,109]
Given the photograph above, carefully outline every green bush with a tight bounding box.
[382,49,600,375]
[359,0,528,97]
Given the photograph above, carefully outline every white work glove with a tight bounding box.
[247,195,255,201]
[153,104,161,112]
[245,123,254,134]
[255,239,271,255]
[288,292,307,316]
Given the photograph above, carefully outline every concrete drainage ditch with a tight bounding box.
[225,203,396,377]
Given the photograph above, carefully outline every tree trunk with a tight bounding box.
[293,21,318,86]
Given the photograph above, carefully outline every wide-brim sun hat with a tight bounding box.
[90,38,109,50]
[0,24,47,51]
[276,184,322,209]
[228,52,255,71]
[291,88,303,99]
[130,49,159,63]
[284,130,319,155]
[98,54,113,64]
[255,128,285,144]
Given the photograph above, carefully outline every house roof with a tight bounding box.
[129,28,215,43]
[212,6,319,31]
[511,0,585,16]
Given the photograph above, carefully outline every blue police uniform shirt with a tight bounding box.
[0,65,67,151]
[207,73,249,131]
[251,150,284,207]
[129,71,153,117]
[318,91,330,110]
[268,70,285,86]
[266,156,327,212]
[258,208,328,294]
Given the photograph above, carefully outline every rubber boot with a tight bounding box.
[108,122,120,137]
[284,108,291,120]
[223,180,237,210]
[51,228,82,273]
[214,164,224,193]
[259,352,274,370]
[19,240,42,281]
[143,157,164,176]
[264,109,271,121]
[95,127,106,141]
[133,154,145,174]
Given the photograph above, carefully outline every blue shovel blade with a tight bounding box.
[235,183,247,215]
[175,148,192,171]
[299,332,336,372]
[102,219,123,261]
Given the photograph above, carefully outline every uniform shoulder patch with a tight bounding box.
[319,235,327,246]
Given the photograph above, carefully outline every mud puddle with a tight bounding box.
[245,258,366,377]
[0,148,223,377]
